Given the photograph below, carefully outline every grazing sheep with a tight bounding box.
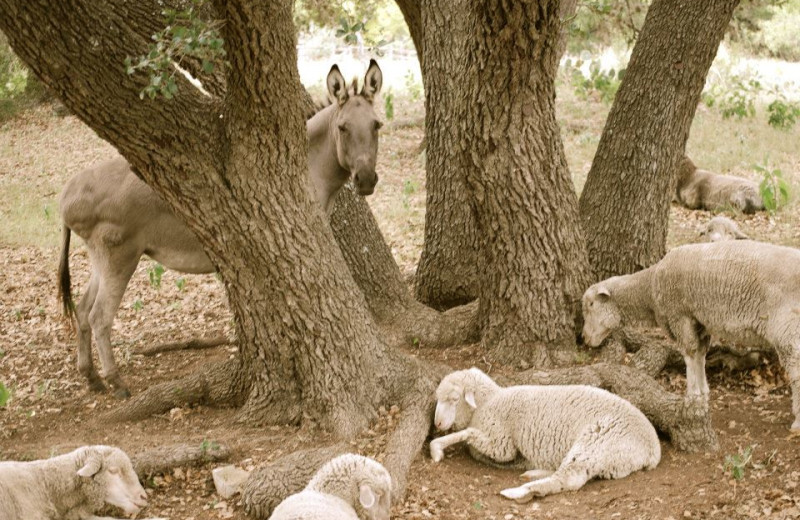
[675,156,764,213]
[269,453,392,520]
[582,240,800,431]
[430,368,660,503]
[0,445,161,520]
[698,215,749,242]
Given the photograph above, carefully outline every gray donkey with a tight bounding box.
[58,61,383,397]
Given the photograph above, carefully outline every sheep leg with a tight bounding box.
[75,267,105,392]
[520,469,554,480]
[430,430,472,462]
[431,427,516,464]
[673,317,709,396]
[89,246,140,399]
[774,346,800,431]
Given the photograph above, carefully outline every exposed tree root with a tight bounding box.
[104,359,243,423]
[514,362,718,452]
[138,335,233,356]
[241,444,350,519]
[132,442,231,478]
[379,299,480,350]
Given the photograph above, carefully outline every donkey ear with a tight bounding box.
[361,59,383,101]
[359,483,376,509]
[327,64,348,106]
[77,452,103,478]
[464,391,477,409]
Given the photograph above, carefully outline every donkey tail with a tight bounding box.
[58,225,75,320]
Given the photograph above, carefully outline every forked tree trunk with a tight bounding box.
[0,1,436,492]
[329,188,480,348]
[579,0,740,281]
[422,0,591,364]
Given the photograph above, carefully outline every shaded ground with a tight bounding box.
[2,85,800,519]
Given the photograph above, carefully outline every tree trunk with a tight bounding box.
[578,0,740,281]
[395,0,423,67]
[329,187,479,349]
[421,0,591,364]
[0,0,435,494]
[414,0,579,312]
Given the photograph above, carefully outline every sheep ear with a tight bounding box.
[77,454,102,478]
[361,59,382,101]
[464,391,477,409]
[734,229,749,240]
[326,65,348,106]
[359,484,376,509]
[596,287,611,302]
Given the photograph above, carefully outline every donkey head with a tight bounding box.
[326,60,383,196]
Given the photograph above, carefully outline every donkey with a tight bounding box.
[58,61,383,398]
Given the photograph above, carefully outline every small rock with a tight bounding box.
[212,465,251,499]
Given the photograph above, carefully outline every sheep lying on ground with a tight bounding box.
[430,368,660,503]
[675,156,764,213]
[269,453,392,520]
[0,445,162,520]
[698,216,749,242]
[582,240,800,431]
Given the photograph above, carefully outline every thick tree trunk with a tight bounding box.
[329,187,479,348]
[421,0,591,364]
[0,3,436,492]
[578,0,739,281]
[414,0,579,312]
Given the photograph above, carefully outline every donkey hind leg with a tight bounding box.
[76,270,104,392]
[89,248,140,398]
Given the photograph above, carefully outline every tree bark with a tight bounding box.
[414,0,579,312]
[421,0,591,364]
[578,0,740,281]
[329,187,480,349]
[395,0,423,68]
[0,2,436,484]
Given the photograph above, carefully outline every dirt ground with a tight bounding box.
[2,100,800,519]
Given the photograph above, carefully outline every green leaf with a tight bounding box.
[0,382,11,407]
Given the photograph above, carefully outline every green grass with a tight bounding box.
[0,179,62,248]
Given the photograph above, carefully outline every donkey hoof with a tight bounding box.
[88,379,107,393]
[113,387,131,399]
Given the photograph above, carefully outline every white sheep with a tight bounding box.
[0,445,163,520]
[269,453,392,520]
[675,156,764,213]
[698,216,749,242]
[582,240,800,432]
[429,368,660,503]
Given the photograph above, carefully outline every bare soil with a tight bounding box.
[2,102,800,520]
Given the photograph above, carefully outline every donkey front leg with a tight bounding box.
[89,248,140,398]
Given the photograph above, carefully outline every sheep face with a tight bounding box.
[434,378,477,431]
[581,284,621,347]
[699,216,748,242]
[77,447,148,516]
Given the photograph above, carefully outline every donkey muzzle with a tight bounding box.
[354,170,378,196]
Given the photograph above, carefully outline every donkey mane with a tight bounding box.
[306,76,368,120]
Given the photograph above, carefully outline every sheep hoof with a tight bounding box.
[429,441,444,463]
[500,486,533,503]
[88,379,107,393]
[113,387,132,399]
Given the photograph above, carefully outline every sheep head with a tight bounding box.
[434,368,497,431]
[76,446,148,516]
[350,456,392,520]
[699,216,748,242]
[581,282,622,347]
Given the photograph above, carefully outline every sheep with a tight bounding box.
[698,215,749,242]
[429,368,660,503]
[582,239,800,432]
[675,155,764,213]
[268,453,392,520]
[0,445,163,520]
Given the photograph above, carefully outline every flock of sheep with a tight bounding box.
[2,121,795,519]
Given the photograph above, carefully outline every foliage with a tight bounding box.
[0,381,10,407]
[404,70,422,101]
[728,1,800,61]
[1,32,50,121]
[565,58,623,104]
[383,90,394,120]
[755,163,791,213]
[703,76,761,120]
[567,0,649,51]
[723,445,754,480]
[766,91,800,129]
[294,0,410,47]
[125,0,225,100]
[148,263,166,289]
[175,277,187,291]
